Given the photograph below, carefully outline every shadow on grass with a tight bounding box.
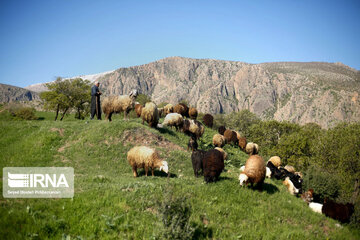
[192,222,213,239]
[36,117,45,121]
[262,183,279,194]
[137,170,177,178]
[156,127,177,136]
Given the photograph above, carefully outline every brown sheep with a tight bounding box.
[102,89,138,121]
[213,134,226,147]
[141,102,159,128]
[163,104,174,115]
[218,126,226,135]
[239,155,266,189]
[135,103,143,117]
[203,149,225,183]
[203,114,214,128]
[224,129,238,145]
[189,107,198,119]
[127,146,168,177]
[238,137,247,150]
[174,103,189,117]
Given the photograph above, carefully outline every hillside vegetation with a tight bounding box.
[0,107,359,239]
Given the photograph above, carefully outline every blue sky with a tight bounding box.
[0,0,359,87]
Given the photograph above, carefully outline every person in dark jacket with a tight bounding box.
[90,81,102,120]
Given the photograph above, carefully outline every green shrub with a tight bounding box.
[157,188,195,240]
[136,94,152,105]
[302,165,340,202]
[7,104,38,120]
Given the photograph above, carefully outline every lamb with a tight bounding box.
[284,165,296,174]
[239,155,266,189]
[189,107,198,119]
[301,189,314,204]
[203,114,214,128]
[218,126,226,135]
[309,202,323,214]
[191,149,206,177]
[283,177,301,195]
[163,113,184,130]
[245,142,259,155]
[102,89,138,121]
[135,103,143,117]
[322,198,355,223]
[202,149,225,183]
[224,129,238,145]
[238,137,247,151]
[163,104,174,115]
[187,136,198,151]
[213,134,226,148]
[174,103,189,117]
[127,146,168,177]
[214,147,227,160]
[268,156,281,168]
[141,102,159,128]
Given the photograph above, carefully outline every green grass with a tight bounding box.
[0,110,359,239]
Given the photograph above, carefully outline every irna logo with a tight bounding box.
[8,172,69,188]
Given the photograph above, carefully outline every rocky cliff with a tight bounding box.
[0,83,39,102]
[22,57,360,128]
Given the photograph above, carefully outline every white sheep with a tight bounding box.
[309,202,323,214]
[127,146,168,177]
[102,89,138,121]
[163,113,184,130]
[141,102,159,128]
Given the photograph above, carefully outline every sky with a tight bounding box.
[0,0,359,88]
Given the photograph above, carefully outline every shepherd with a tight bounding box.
[90,81,102,120]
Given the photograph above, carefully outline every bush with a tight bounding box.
[302,165,340,202]
[6,104,37,120]
[157,188,194,240]
[136,94,152,105]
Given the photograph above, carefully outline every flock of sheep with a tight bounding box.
[101,89,355,224]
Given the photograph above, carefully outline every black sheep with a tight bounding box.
[267,161,303,192]
[322,198,354,223]
[202,149,224,183]
[203,114,214,128]
[218,126,226,135]
[191,149,206,177]
[187,136,198,151]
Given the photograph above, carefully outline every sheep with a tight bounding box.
[191,149,206,177]
[268,156,281,168]
[141,102,159,128]
[245,142,259,155]
[174,103,189,117]
[239,155,266,189]
[266,167,272,178]
[283,177,300,195]
[163,104,174,115]
[322,198,355,223]
[309,202,323,214]
[187,136,198,151]
[127,146,168,177]
[214,147,227,160]
[224,129,238,145]
[238,137,247,151]
[203,114,214,128]
[213,134,226,148]
[295,172,303,179]
[189,107,198,119]
[135,103,143,117]
[240,165,245,172]
[301,189,314,204]
[218,126,226,135]
[163,113,184,131]
[102,89,138,121]
[182,119,204,139]
[202,149,225,183]
[284,165,296,174]
[158,107,164,118]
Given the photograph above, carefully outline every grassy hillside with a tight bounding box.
[0,111,359,239]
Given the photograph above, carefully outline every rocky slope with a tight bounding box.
[0,83,39,102]
[23,57,360,128]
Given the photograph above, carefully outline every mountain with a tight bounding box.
[25,57,360,128]
[0,83,39,102]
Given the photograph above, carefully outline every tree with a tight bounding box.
[40,77,91,121]
[224,110,260,137]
